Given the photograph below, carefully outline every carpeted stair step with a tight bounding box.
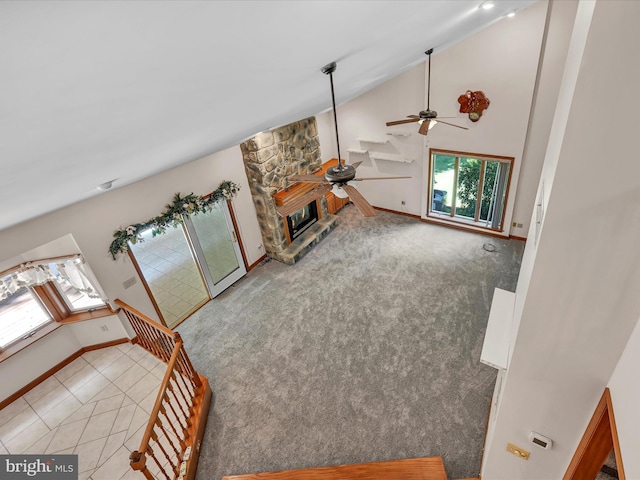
[222,456,447,480]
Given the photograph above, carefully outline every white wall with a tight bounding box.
[0,144,262,324]
[0,144,261,399]
[608,315,640,478]
[1,327,74,402]
[325,1,548,237]
[511,0,583,366]
[482,1,640,478]
[67,316,128,347]
[505,0,581,371]
[512,0,578,238]
[0,316,128,403]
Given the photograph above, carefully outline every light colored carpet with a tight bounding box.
[177,204,524,480]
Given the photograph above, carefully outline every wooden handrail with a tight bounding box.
[138,337,183,455]
[117,298,212,480]
[114,299,175,337]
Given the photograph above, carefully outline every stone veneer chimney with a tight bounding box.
[240,117,335,264]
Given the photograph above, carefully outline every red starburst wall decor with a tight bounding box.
[458,90,490,122]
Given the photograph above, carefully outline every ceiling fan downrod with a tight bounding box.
[322,62,343,171]
[425,48,433,111]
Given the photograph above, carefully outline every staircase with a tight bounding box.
[222,456,448,480]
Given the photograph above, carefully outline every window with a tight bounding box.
[428,149,513,232]
[48,262,105,312]
[0,255,110,355]
[0,280,51,349]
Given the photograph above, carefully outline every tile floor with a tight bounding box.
[130,226,209,327]
[0,343,168,480]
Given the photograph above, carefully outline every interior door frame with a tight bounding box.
[563,387,625,480]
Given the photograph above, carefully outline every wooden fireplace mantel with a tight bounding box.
[274,159,349,214]
[273,179,319,207]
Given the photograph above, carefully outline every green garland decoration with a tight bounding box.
[109,180,240,260]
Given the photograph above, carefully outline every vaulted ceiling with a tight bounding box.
[0,0,537,231]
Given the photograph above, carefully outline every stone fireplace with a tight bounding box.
[240,117,338,265]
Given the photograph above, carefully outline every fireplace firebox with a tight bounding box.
[287,201,319,241]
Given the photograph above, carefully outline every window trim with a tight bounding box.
[427,148,514,234]
[0,256,115,361]
[32,282,113,324]
[0,321,62,363]
[50,276,106,313]
[0,285,114,362]
[0,286,55,352]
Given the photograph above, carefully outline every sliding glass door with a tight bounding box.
[183,201,246,298]
[129,201,246,328]
[428,149,513,232]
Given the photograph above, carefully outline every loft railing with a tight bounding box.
[115,299,212,480]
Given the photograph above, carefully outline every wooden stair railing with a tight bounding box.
[115,299,212,480]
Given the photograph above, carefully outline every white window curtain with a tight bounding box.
[55,260,101,298]
[0,256,101,302]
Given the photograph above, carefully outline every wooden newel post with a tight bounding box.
[129,450,154,480]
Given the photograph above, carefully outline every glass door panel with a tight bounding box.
[455,157,480,219]
[479,160,511,227]
[431,154,455,214]
[130,227,209,328]
[190,202,239,284]
[479,160,499,222]
[184,201,246,298]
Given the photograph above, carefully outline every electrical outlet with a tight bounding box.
[258,244,264,251]
[506,443,530,460]
[123,277,137,289]
[512,222,524,228]
[100,324,109,332]
[401,200,406,205]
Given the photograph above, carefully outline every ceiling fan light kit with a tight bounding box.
[331,184,350,199]
[386,48,468,136]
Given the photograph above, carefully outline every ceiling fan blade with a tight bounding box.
[407,115,420,119]
[353,176,411,181]
[437,120,469,130]
[418,119,431,136]
[386,118,421,126]
[276,183,331,217]
[342,184,377,217]
[350,161,362,169]
[288,174,327,183]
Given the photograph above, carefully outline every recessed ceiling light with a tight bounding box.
[507,11,516,18]
[480,1,496,10]
[97,180,113,191]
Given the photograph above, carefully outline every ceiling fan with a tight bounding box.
[386,48,468,136]
[277,62,410,218]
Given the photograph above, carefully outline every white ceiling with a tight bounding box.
[0,0,537,232]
